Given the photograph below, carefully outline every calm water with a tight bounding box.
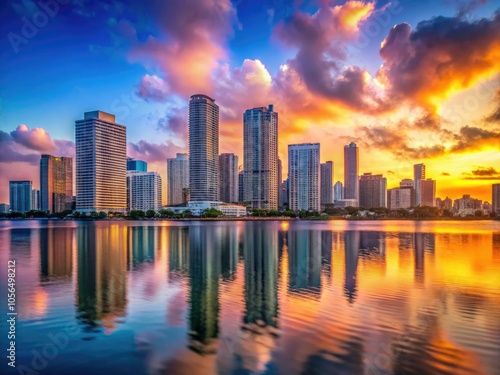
[1,220,499,375]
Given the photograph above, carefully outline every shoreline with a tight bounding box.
[1,217,498,222]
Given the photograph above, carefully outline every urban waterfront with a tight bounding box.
[1,220,499,375]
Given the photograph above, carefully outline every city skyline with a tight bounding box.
[1,0,500,203]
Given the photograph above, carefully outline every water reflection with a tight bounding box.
[188,225,221,354]
[76,224,127,333]
[2,221,499,375]
[40,227,73,280]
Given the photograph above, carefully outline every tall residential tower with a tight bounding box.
[167,153,189,205]
[40,154,73,213]
[189,94,219,201]
[288,143,320,212]
[344,142,359,203]
[243,105,279,209]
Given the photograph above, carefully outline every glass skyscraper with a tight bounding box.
[9,180,32,213]
[288,143,320,212]
[40,154,73,213]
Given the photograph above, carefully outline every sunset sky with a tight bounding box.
[0,0,499,203]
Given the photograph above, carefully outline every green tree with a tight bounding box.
[202,208,223,218]
[159,209,175,218]
[146,209,156,218]
[98,211,107,219]
[90,211,99,218]
[182,209,193,218]
[129,210,145,219]
[267,210,280,217]
[442,209,453,218]
[474,210,483,217]
[283,210,296,218]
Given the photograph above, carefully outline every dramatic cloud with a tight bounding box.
[10,125,56,152]
[359,123,499,159]
[156,107,187,139]
[450,125,500,152]
[462,166,500,180]
[136,74,170,102]
[377,12,500,112]
[273,1,383,112]
[127,140,184,163]
[130,0,237,99]
[485,88,500,123]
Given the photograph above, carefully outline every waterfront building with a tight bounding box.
[40,154,73,213]
[126,171,162,211]
[288,143,320,211]
[167,153,189,206]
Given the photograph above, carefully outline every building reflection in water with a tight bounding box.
[76,224,127,334]
[288,229,322,299]
[40,227,73,281]
[127,226,157,269]
[188,225,221,354]
[221,225,238,282]
[243,222,279,333]
[344,231,360,304]
[168,226,190,277]
[320,231,333,278]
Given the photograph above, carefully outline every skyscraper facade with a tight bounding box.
[288,143,320,211]
[75,110,127,213]
[126,157,147,172]
[279,178,289,210]
[359,173,387,208]
[492,184,500,214]
[320,161,333,209]
[414,163,426,206]
[31,189,40,211]
[421,178,436,207]
[167,153,189,206]
[219,153,239,203]
[40,154,73,213]
[9,180,32,213]
[344,142,359,202]
[243,105,279,209]
[334,181,343,202]
[388,187,413,210]
[189,94,219,201]
[126,171,162,211]
[277,158,282,209]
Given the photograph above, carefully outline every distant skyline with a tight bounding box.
[1,0,499,203]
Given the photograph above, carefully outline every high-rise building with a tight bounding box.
[400,179,414,188]
[453,194,482,216]
[126,171,162,211]
[278,159,282,209]
[414,163,425,206]
[334,181,343,202]
[421,178,436,207]
[243,105,279,209]
[167,153,189,206]
[320,161,333,210]
[344,142,359,201]
[359,173,387,208]
[493,184,500,214]
[388,187,413,210]
[279,178,289,210]
[126,157,147,172]
[31,189,40,211]
[219,153,238,203]
[9,180,32,213]
[189,94,219,201]
[0,204,10,214]
[238,170,244,203]
[40,154,73,213]
[288,143,320,211]
[75,111,127,213]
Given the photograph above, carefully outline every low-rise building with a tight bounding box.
[164,201,247,217]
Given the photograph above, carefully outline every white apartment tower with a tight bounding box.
[127,171,162,211]
[243,105,279,209]
[288,143,320,211]
[75,111,127,213]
